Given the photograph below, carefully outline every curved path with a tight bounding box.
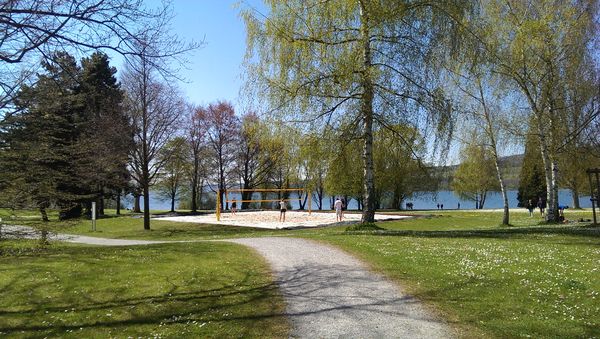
[228,237,452,338]
[4,225,453,338]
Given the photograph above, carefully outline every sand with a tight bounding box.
[159,210,410,229]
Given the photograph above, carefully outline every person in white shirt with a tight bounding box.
[279,199,287,222]
[334,197,343,222]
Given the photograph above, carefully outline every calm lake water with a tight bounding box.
[139,189,592,211]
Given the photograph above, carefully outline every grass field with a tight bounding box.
[305,210,600,338]
[1,208,598,338]
[0,241,288,338]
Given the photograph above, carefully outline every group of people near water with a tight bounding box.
[526,197,568,221]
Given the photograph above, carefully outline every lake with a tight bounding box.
[136,189,592,211]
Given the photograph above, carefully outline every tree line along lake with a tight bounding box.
[138,189,592,211]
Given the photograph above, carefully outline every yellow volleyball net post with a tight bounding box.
[216,188,311,220]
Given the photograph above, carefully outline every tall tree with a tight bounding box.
[0,52,104,220]
[517,132,547,208]
[123,39,184,230]
[325,139,363,209]
[235,113,278,209]
[78,52,132,215]
[197,101,239,211]
[155,137,188,213]
[452,136,500,209]
[479,0,599,222]
[449,52,513,223]
[2,52,130,219]
[373,124,430,209]
[300,132,332,210]
[186,105,208,213]
[243,0,474,222]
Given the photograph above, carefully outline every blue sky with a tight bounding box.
[115,0,263,109]
[167,1,249,107]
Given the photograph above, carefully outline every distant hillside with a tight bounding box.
[436,154,524,190]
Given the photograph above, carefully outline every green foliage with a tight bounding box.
[324,139,363,200]
[517,133,546,207]
[0,51,130,218]
[155,137,189,212]
[452,137,499,208]
[242,0,475,220]
[373,125,432,209]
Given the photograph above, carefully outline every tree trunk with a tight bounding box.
[116,192,121,215]
[359,1,375,223]
[478,78,510,224]
[191,174,198,213]
[571,187,581,209]
[549,161,559,221]
[170,195,175,212]
[538,129,558,222]
[99,195,105,216]
[313,193,322,210]
[134,193,141,213]
[143,185,150,230]
[298,191,307,210]
[198,178,205,210]
[480,191,487,209]
[241,187,252,209]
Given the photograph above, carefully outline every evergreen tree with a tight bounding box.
[2,52,89,220]
[78,52,132,215]
[0,51,131,220]
[517,133,547,208]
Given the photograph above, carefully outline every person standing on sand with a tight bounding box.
[231,200,237,215]
[279,199,287,222]
[334,197,343,222]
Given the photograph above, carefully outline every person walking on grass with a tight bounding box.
[527,199,534,217]
[537,197,545,216]
[279,199,287,222]
[334,197,343,222]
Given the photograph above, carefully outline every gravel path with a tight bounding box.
[3,225,453,337]
[228,237,453,338]
[1,225,168,246]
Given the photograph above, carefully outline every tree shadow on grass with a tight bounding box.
[0,268,286,337]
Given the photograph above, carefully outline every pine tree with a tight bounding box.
[78,52,132,215]
[517,133,547,208]
[3,52,89,220]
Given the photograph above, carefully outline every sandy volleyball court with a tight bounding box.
[159,210,411,229]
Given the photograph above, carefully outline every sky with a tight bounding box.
[118,0,262,110]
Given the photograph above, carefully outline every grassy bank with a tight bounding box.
[0,241,288,338]
[307,211,599,338]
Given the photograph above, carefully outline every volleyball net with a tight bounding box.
[216,188,311,221]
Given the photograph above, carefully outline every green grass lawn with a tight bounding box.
[0,241,288,338]
[1,208,599,338]
[305,210,600,338]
